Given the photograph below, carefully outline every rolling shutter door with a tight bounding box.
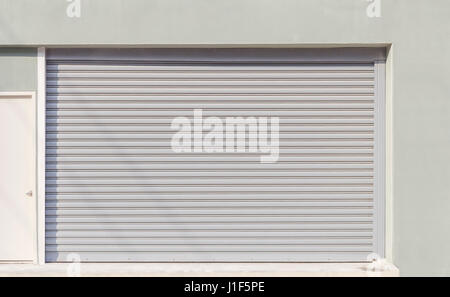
[45,48,385,262]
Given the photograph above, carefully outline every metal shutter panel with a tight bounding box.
[45,48,385,262]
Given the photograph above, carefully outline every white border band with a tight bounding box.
[37,47,46,265]
[374,59,387,258]
[36,46,390,264]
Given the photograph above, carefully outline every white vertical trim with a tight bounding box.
[374,59,386,258]
[384,46,394,263]
[37,47,46,265]
[31,92,38,264]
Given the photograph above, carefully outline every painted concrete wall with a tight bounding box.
[0,48,36,91]
[0,0,450,276]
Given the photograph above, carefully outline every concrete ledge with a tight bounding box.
[0,263,399,277]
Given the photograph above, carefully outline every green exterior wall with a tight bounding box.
[1,0,450,276]
[0,48,36,91]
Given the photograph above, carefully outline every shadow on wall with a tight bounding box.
[0,48,36,58]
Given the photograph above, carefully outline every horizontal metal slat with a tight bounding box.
[46,163,374,171]
[46,103,375,109]
[47,141,374,149]
[46,111,374,117]
[47,64,375,72]
[45,245,373,253]
[47,72,375,80]
[46,178,373,186]
[46,80,374,87]
[45,157,374,164]
[45,170,373,178]
[46,193,373,200]
[46,185,374,193]
[45,222,373,231]
[45,230,374,238]
[46,148,374,155]
[46,209,373,216]
[46,126,374,134]
[45,238,373,245]
[46,118,375,126]
[48,91,374,97]
[45,215,373,223]
[46,132,373,139]
[47,95,375,102]
[45,200,373,208]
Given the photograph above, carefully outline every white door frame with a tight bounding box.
[35,46,392,265]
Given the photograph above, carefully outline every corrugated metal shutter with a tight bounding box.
[45,48,386,262]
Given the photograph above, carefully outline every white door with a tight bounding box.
[0,93,35,262]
